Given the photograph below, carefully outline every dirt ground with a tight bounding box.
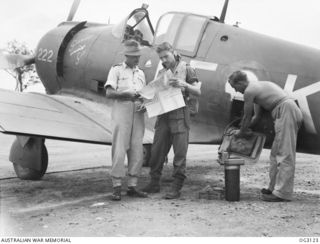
[0,134,319,237]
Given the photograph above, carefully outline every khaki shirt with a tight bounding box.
[104,62,146,92]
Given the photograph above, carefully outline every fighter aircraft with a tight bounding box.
[0,0,319,180]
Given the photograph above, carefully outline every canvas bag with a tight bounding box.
[185,93,199,116]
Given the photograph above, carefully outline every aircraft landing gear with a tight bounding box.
[9,136,48,180]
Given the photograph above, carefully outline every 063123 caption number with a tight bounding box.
[299,238,319,243]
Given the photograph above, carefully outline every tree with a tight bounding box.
[5,40,40,92]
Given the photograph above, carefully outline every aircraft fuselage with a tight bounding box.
[34,12,320,155]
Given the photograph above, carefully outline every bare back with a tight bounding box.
[245,81,288,111]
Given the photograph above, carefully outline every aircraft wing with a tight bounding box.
[0,89,154,145]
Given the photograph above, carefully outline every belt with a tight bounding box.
[270,97,291,112]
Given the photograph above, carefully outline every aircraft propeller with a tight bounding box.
[0,50,35,70]
[67,0,81,21]
[0,0,81,71]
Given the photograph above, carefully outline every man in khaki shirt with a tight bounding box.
[104,40,147,201]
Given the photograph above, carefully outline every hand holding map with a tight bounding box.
[138,72,185,118]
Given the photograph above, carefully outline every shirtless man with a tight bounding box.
[228,70,303,202]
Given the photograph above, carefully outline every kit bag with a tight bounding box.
[186,94,199,116]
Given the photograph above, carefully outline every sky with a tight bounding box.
[1,0,320,89]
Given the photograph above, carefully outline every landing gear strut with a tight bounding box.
[9,136,48,180]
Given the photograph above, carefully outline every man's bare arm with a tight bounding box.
[239,92,255,134]
[168,78,201,96]
[249,104,262,128]
[186,81,201,96]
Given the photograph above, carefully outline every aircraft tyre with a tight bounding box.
[142,144,151,167]
[10,137,48,180]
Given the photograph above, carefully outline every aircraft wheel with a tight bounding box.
[10,138,48,180]
[142,144,151,167]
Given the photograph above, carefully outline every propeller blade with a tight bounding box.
[0,51,35,70]
[67,0,81,21]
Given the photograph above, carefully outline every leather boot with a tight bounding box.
[164,178,184,199]
[111,186,122,201]
[127,186,148,198]
[141,178,160,193]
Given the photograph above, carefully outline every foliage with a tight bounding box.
[5,39,40,91]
